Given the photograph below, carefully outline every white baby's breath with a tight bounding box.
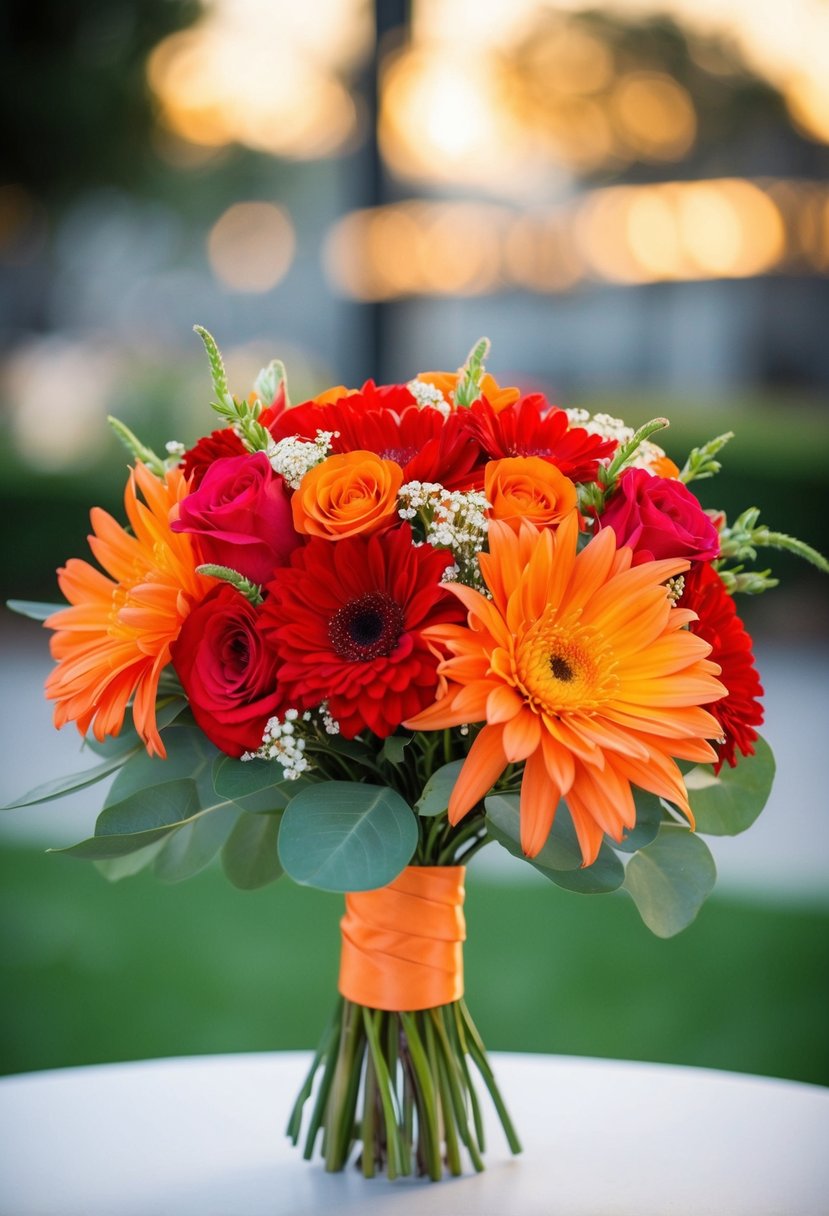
[268,430,336,488]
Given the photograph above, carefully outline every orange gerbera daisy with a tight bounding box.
[45,463,213,758]
[405,515,727,865]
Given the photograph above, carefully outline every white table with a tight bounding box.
[1,1052,826,1215]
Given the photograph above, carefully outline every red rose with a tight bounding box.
[599,467,720,563]
[172,452,299,586]
[171,584,283,756]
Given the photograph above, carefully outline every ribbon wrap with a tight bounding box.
[338,865,466,1012]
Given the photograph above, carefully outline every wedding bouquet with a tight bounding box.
[8,329,825,1181]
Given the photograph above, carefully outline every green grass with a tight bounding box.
[1,844,827,1086]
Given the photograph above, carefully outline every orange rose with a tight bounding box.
[485,456,578,531]
[291,450,404,539]
[649,453,681,479]
[417,371,520,413]
[311,385,356,406]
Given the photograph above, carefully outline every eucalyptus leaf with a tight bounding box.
[623,825,717,938]
[416,761,464,817]
[685,735,775,836]
[221,812,283,889]
[53,780,203,859]
[2,750,139,810]
[485,794,624,893]
[95,778,202,837]
[611,791,664,854]
[105,726,218,809]
[278,781,418,892]
[152,807,239,883]
[93,839,168,882]
[380,735,412,766]
[545,847,625,894]
[6,599,64,621]
[486,794,581,871]
[212,755,299,813]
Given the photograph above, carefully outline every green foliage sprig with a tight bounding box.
[194,325,272,453]
[195,564,263,605]
[107,416,171,477]
[679,431,734,484]
[717,506,829,585]
[453,337,491,407]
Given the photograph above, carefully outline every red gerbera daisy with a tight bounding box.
[260,525,466,738]
[465,394,618,484]
[269,391,484,490]
[682,562,764,771]
[267,381,416,439]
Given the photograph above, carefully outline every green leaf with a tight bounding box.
[611,790,664,853]
[104,726,217,809]
[380,735,412,766]
[485,794,624,893]
[415,761,465,817]
[221,812,283,889]
[2,750,139,810]
[547,847,625,894]
[6,599,64,621]
[95,779,201,837]
[278,781,418,892]
[152,807,239,883]
[212,755,301,812]
[623,825,717,938]
[93,839,168,882]
[684,735,775,836]
[51,779,202,859]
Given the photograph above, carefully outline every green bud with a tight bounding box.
[196,564,264,605]
[454,337,491,407]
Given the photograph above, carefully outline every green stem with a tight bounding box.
[287,998,340,1144]
[431,1008,484,1172]
[325,1000,366,1171]
[437,814,486,866]
[362,1008,402,1180]
[460,1001,522,1155]
[400,1011,443,1181]
[447,1004,486,1152]
[361,1045,377,1178]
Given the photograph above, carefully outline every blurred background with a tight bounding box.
[1,0,827,1086]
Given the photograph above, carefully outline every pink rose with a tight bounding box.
[599,467,720,563]
[172,452,299,585]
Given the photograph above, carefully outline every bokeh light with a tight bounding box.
[147,0,369,160]
[325,180,825,300]
[207,202,296,293]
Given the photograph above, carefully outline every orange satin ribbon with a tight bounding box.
[338,866,466,1012]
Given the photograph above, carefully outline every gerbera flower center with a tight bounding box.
[515,611,617,714]
[329,592,405,662]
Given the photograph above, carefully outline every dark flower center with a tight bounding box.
[549,655,573,682]
[329,592,405,662]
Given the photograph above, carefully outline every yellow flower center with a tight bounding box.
[514,610,618,715]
